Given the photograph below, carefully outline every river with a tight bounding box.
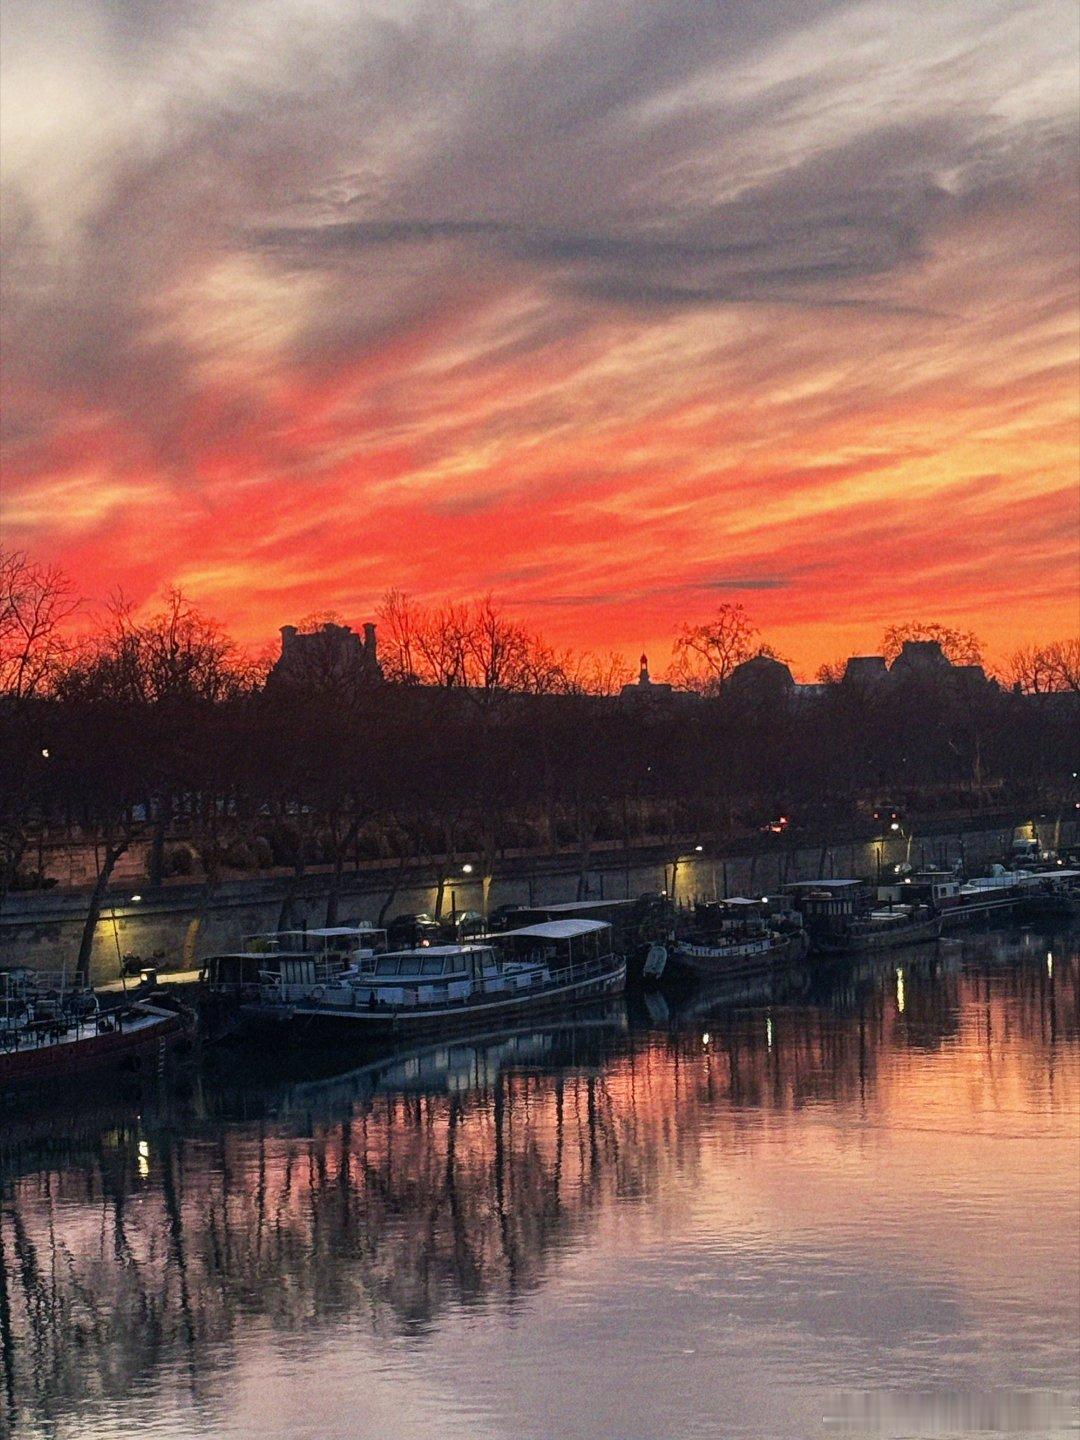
[1,924,1077,1440]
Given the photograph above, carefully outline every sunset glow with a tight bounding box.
[2,0,1077,676]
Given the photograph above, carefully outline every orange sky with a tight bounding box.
[1,0,1077,679]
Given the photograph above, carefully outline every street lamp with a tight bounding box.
[462,863,474,875]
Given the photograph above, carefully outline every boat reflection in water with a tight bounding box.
[1,926,1077,1440]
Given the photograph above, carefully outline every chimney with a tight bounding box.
[280,625,298,655]
[363,622,377,660]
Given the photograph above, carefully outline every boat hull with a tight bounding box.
[937,894,1020,930]
[0,1006,192,1091]
[272,959,627,1042]
[667,931,809,981]
[810,915,942,957]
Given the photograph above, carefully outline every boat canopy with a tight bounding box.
[255,926,382,943]
[784,879,865,890]
[499,919,612,940]
[381,943,491,958]
[519,900,636,914]
[304,926,382,938]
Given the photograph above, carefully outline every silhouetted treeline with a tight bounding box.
[1,559,1077,947]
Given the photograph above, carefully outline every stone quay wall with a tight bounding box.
[2,815,1072,988]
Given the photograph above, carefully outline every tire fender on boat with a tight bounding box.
[311,985,325,1002]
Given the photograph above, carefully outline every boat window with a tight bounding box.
[421,957,445,976]
[375,957,401,976]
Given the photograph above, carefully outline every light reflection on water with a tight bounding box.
[1,927,1078,1440]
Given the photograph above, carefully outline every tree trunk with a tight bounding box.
[75,838,128,987]
[182,842,222,971]
[576,807,593,900]
[148,795,170,889]
[277,855,306,933]
[324,820,359,928]
[377,851,410,926]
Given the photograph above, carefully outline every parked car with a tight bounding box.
[441,909,487,940]
[386,913,442,948]
[121,948,167,977]
[486,904,529,932]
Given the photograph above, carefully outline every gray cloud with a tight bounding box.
[1,0,1076,494]
[706,577,790,591]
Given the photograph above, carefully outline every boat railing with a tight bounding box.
[299,950,624,1014]
[679,937,772,958]
[0,1004,135,1053]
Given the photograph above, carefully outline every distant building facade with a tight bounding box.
[268,621,382,690]
[842,639,989,688]
[620,654,676,703]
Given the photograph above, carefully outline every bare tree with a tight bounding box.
[466,596,531,693]
[415,602,471,688]
[561,651,633,696]
[0,549,79,698]
[666,604,770,694]
[1008,637,1080,693]
[377,591,422,684]
[1043,639,1080,692]
[816,658,846,685]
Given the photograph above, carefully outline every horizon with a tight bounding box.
[23,577,1057,686]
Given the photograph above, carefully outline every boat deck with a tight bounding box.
[1,1006,172,1055]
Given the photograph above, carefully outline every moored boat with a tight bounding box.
[880,868,1026,929]
[200,925,388,1037]
[784,879,942,956]
[0,994,194,1090]
[208,919,626,1040]
[1018,868,1080,918]
[664,899,809,981]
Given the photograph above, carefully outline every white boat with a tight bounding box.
[220,919,626,1039]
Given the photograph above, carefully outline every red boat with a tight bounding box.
[0,998,195,1090]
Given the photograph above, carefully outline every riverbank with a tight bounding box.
[3,813,1072,986]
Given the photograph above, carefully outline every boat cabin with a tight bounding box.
[203,948,347,1001]
[496,918,614,970]
[783,879,870,922]
[323,943,504,1010]
[243,925,386,958]
[1024,867,1080,895]
[878,869,961,907]
[306,921,618,1013]
[689,898,769,940]
[507,899,638,949]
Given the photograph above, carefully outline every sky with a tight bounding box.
[1,0,1077,679]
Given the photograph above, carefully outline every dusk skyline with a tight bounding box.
[2,0,1077,677]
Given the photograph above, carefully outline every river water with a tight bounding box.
[2,926,1078,1440]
